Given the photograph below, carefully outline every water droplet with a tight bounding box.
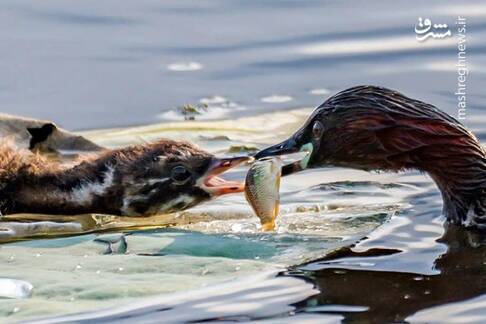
[118,267,124,272]
[404,294,411,299]
[201,268,209,276]
[12,307,20,313]
[167,62,203,72]
[413,276,424,281]
[424,290,431,295]
[261,95,293,103]
[8,255,15,262]
[96,270,101,275]
[75,264,82,270]
[35,253,41,258]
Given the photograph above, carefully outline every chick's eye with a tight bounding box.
[171,165,192,184]
[312,121,324,139]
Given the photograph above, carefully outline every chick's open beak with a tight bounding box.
[199,156,254,196]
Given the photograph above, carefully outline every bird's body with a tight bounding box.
[256,86,486,229]
[0,139,249,216]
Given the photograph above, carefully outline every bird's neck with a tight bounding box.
[418,147,486,228]
[426,167,486,228]
[4,155,121,215]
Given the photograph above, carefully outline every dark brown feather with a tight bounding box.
[0,139,214,216]
[314,86,486,226]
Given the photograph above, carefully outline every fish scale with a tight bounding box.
[244,157,282,231]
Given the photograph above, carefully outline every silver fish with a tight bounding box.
[244,157,282,231]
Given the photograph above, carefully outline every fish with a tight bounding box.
[244,157,282,231]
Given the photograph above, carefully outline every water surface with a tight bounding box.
[1,0,486,323]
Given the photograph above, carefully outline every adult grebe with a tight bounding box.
[256,85,486,229]
[0,139,250,216]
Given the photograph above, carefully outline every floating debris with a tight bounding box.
[167,62,203,72]
[159,96,243,121]
[178,104,208,121]
[227,145,259,153]
[0,221,83,242]
[199,96,240,110]
[296,205,321,213]
[199,135,231,141]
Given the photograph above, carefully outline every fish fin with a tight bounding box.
[261,221,275,231]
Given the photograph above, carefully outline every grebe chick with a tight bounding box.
[256,85,486,229]
[0,139,250,216]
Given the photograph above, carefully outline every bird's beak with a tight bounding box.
[255,138,314,176]
[254,138,300,159]
[198,156,254,196]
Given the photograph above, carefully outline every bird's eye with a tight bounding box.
[152,155,160,162]
[312,121,324,139]
[170,165,192,184]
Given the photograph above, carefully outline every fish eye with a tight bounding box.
[312,121,324,139]
[170,165,192,184]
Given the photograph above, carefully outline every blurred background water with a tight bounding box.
[1,0,485,130]
[1,0,486,323]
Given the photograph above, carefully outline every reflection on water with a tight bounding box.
[24,271,324,324]
[304,223,486,323]
[0,177,401,320]
[293,181,486,322]
[21,216,486,323]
